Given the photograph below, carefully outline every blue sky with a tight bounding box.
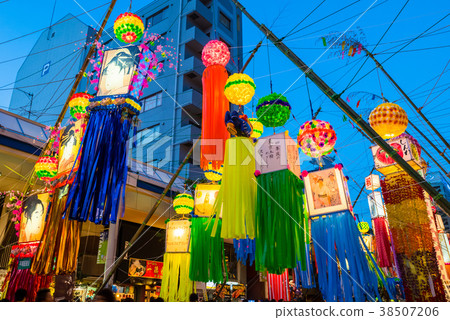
[0,0,449,222]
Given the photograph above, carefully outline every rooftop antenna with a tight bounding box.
[47,0,57,40]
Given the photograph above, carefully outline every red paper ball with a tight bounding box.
[202,40,230,67]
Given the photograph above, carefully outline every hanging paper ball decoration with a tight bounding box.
[202,40,230,67]
[369,102,408,139]
[358,221,370,234]
[204,162,223,182]
[297,119,337,158]
[256,93,291,127]
[173,193,194,214]
[249,118,264,139]
[224,73,255,105]
[69,92,93,120]
[35,155,58,181]
[114,13,144,44]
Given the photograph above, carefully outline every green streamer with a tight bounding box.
[189,217,227,283]
[160,253,194,302]
[255,170,308,274]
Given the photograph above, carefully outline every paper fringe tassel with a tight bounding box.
[4,258,52,302]
[372,217,393,268]
[255,170,307,274]
[311,211,380,302]
[294,244,315,289]
[160,253,194,302]
[31,187,82,275]
[267,270,290,301]
[211,137,256,239]
[66,107,133,224]
[189,217,226,283]
[233,237,255,266]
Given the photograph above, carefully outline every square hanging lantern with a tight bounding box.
[97,47,141,97]
[303,167,351,217]
[365,174,381,191]
[367,191,386,219]
[255,132,301,177]
[19,193,50,244]
[371,135,422,175]
[165,220,191,253]
[58,120,84,175]
[194,184,220,217]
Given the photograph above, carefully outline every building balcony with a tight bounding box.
[179,55,204,77]
[175,124,201,145]
[182,26,210,53]
[185,0,213,31]
[178,88,202,113]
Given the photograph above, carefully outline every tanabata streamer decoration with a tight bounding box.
[233,238,255,266]
[173,193,194,215]
[369,102,408,139]
[297,119,337,158]
[255,169,308,274]
[204,162,223,182]
[357,221,370,234]
[381,172,446,301]
[35,154,58,181]
[256,93,291,127]
[211,137,256,239]
[372,217,392,268]
[160,253,194,302]
[249,118,264,139]
[3,258,52,302]
[31,187,82,275]
[69,93,93,120]
[189,218,226,283]
[114,12,144,44]
[224,73,255,106]
[294,244,316,289]
[311,211,381,302]
[201,51,230,170]
[201,40,230,67]
[66,95,141,224]
[267,270,290,301]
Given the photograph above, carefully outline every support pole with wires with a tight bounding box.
[231,0,450,217]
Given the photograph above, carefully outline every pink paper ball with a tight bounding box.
[202,40,230,67]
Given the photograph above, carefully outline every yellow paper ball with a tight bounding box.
[249,118,264,138]
[173,193,194,214]
[369,103,408,139]
[204,162,223,182]
[358,221,370,234]
[224,73,255,105]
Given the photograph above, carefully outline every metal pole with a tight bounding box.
[96,137,200,293]
[364,48,450,152]
[240,40,262,73]
[230,0,450,216]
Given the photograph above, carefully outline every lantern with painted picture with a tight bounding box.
[173,193,194,215]
[35,155,58,181]
[371,133,422,175]
[256,93,291,127]
[224,73,255,106]
[297,119,336,160]
[365,174,381,191]
[194,184,220,217]
[248,118,264,139]
[69,93,93,120]
[369,102,408,139]
[113,12,144,44]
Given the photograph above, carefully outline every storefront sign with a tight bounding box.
[165,220,191,253]
[18,258,32,270]
[19,193,50,243]
[128,258,163,279]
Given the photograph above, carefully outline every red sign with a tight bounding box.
[128,258,163,279]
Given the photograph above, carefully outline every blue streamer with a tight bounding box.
[65,95,139,225]
[233,238,255,266]
[294,244,315,289]
[311,211,381,302]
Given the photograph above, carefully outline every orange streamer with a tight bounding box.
[201,65,230,170]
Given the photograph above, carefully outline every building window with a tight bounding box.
[145,6,168,27]
[141,91,163,112]
[136,124,161,164]
[219,12,231,30]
